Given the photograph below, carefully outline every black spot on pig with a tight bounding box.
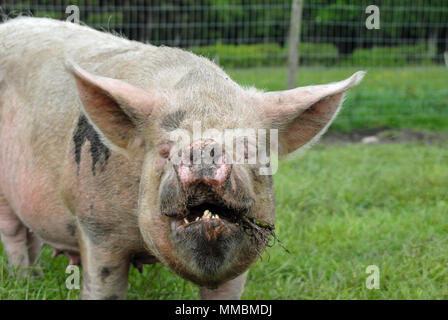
[66,223,77,237]
[100,266,119,282]
[100,267,110,281]
[161,110,186,131]
[250,165,273,186]
[73,115,110,175]
[79,205,114,245]
[79,216,114,245]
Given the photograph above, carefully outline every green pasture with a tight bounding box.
[229,66,448,132]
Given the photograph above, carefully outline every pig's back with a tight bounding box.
[0,18,148,179]
[0,17,214,159]
[0,17,222,165]
[0,17,219,94]
[0,18,221,148]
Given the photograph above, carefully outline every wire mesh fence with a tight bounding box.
[0,1,447,132]
[1,0,447,68]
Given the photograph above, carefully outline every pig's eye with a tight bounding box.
[159,144,171,159]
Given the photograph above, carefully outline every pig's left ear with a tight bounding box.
[66,61,161,153]
[261,72,365,155]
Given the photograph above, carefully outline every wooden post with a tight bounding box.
[287,0,303,89]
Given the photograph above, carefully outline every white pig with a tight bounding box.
[0,17,364,299]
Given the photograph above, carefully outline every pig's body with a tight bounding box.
[0,18,218,260]
[0,18,364,299]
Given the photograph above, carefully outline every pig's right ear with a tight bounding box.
[66,61,160,152]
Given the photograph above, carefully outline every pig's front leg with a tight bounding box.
[0,194,42,274]
[78,229,130,300]
[199,271,249,300]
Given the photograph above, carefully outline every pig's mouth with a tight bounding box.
[156,167,280,285]
[160,181,281,285]
[170,202,247,231]
[169,198,279,254]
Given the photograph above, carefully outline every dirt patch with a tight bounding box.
[322,127,448,146]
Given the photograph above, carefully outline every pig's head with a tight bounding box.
[67,61,364,288]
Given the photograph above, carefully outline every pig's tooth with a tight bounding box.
[195,217,200,222]
[204,210,211,218]
[215,214,220,219]
[184,218,189,224]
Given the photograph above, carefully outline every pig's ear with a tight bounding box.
[66,61,160,151]
[261,71,365,155]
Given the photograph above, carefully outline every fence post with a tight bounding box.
[287,0,303,89]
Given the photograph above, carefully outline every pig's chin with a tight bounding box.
[167,203,261,287]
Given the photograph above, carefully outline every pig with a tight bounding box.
[0,17,364,299]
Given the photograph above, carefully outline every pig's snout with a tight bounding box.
[176,140,231,187]
[160,139,259,283]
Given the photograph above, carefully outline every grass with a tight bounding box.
[1,143,447,299]
[229,66,448,132]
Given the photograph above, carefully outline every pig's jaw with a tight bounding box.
[169,209,254,287]
[164,199,261,287]
[148,163,264,287]
[140,200,264,287]
[169,203,245,258]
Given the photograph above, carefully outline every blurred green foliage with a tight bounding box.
[192,42,437,68]
[2,1,447,58]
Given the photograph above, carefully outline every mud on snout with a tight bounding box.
[157,161,272,287]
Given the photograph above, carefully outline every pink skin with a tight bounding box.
[0,111,79,264]
[177,165,194,184]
